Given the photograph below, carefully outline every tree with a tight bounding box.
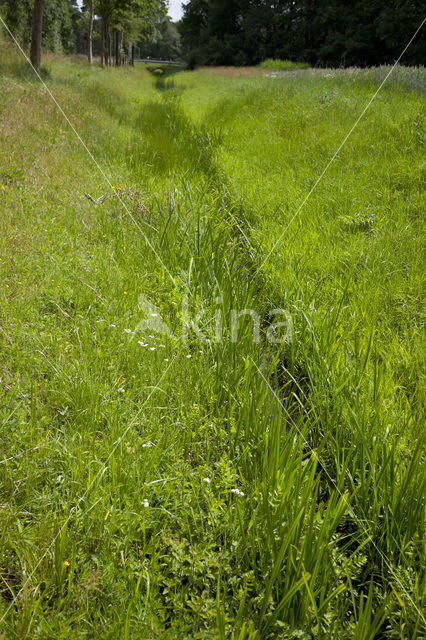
[139,17,181,61]
[126,0,167,63]
[95,0,166,67]
[178,0,209,66]
[2,0,78,55]
[1,0,167,66]
[95,0,115,65]
[0,0,33,46]
[179,0,426,68]
[87,0,94,62]
[30,0,45,66]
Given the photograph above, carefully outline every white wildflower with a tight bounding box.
[142,499,149,507]
[203,478,211,484]
[231,488,245,496]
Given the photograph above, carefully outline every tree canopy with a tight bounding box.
[0,0,75,53]
[1,0,424,67]
[0,0,170,62]
[179,0,426,67]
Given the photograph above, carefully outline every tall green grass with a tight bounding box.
[259,59,310,70]
[0,40,424,638]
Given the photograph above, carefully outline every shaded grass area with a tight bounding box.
[0,40,425,638]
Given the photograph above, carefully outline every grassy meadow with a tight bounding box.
[0,41,425,638]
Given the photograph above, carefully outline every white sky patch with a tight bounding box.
[168,0,185,22]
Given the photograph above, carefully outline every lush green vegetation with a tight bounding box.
[258,59,310,71]
[0,40,425,638]
[179,0,425,67]
[0,0,176,63]
[0,0,88,55]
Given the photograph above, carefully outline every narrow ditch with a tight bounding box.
[142,78,309,424]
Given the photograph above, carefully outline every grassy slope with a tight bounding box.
[0,43,425,639]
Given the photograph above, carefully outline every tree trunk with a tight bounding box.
[115,28,119,66]
[101,17,105,66]
[118,30,123,66]
[30,0,45,68]
[114,29,123,67]
[87,0,94,64]
[130,44,135,67]
[107,21,111,66]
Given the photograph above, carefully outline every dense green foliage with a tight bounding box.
[139,17,181,60]
[179,0,426,67]
[0,0,175,59]
[0,0,77,53]
[94,0,166,62]
[0,42,425,637]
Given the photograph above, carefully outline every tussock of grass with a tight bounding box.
[259,58,310,70]
[0,37,425,638]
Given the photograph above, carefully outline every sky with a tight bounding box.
[168,0,184,22]
[75,0,185,22]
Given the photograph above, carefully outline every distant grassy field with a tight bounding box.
[0,38,425,639]
[258,59,310,70]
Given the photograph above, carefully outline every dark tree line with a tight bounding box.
[139,16,180,59]
[0,0,173,66]
[178,0,426,67]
